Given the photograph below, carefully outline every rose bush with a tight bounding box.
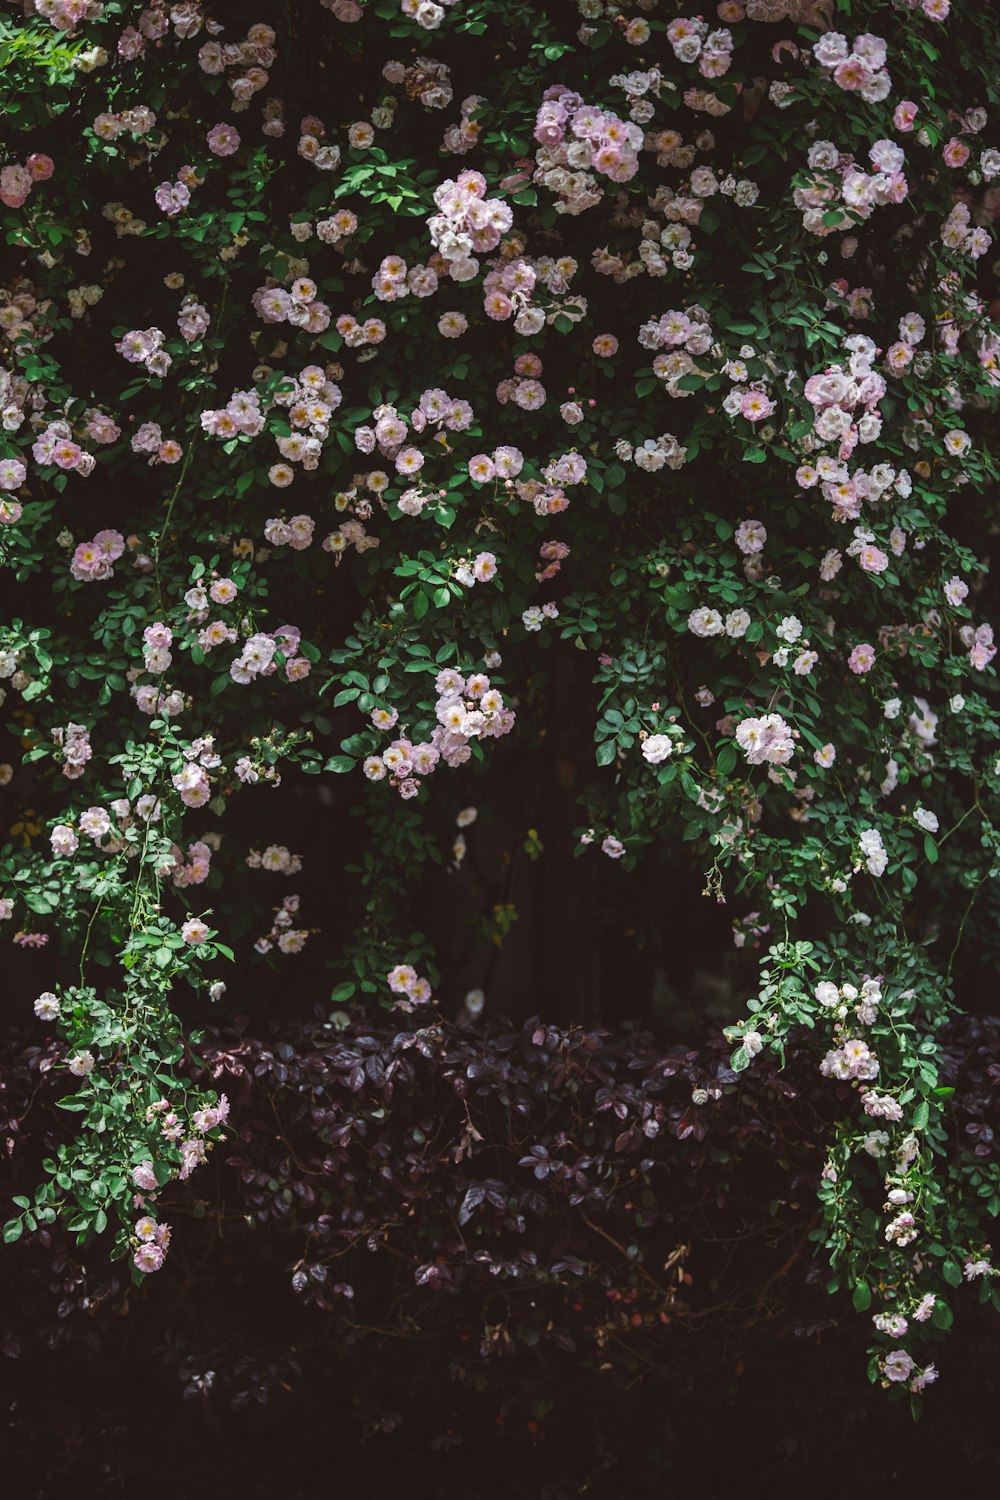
[2,0,1000,1398]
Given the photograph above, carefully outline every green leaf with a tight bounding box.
[324,755,355,773]
[852,1281,872,1312]
[716,743,738,777]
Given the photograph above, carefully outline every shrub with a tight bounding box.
[1,0,1000,1395]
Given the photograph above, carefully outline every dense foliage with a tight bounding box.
[3,0,1000,1403]
[4,1009,1000,1489]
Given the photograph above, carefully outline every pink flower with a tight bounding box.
[882,1350,914,1384]
[388,964,418,994]
[740,390,775,422]
[942,137,970,169]
[134,1242,165,1273]
[209,577,238,604]
[970,624,996,671]
[52,440,84,471]
[848,643,876,674]
[154,180,191,217]
[26,153,55,181]
[0,458,26,490]
[207,123,241,157]
[13,930,49,948]
[832,57,871,92]
[472,551,497,583]
[95,529,125,560]
[0,163,32,208]
[893,101,918,132]
[735,519,766,555]
[858,545,889,574]
[468,453,496,484]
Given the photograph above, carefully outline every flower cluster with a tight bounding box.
[51,722,92,781]
[0,152,54,209]
[427,169,512,283]
[70,530,124,583]
[245,844,303,875]
[665,18,734,78]
[387,962,434,1008]
[171,737,221,809]
[811,32,892,103]
[533,87,642,223]
[363,666,515,798]
[254,893,310,955]
[735,714,795,767]
[116,326,171,378]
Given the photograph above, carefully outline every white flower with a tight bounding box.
[688,606,724,638]
[883,698,901,720]
[743,1030,764,1058]
[815,981,840,1006]
[913,807,939,833]
[34,991,61,1021]
[861,1130,889,1157]
[775,615,802,643]
[456,806,478,828]
[68,1051,95,1076]
[725,609,751,638]
[858,827,887,877]
[641,734,673,765]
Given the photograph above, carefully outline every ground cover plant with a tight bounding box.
[3,0,1000,1441]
